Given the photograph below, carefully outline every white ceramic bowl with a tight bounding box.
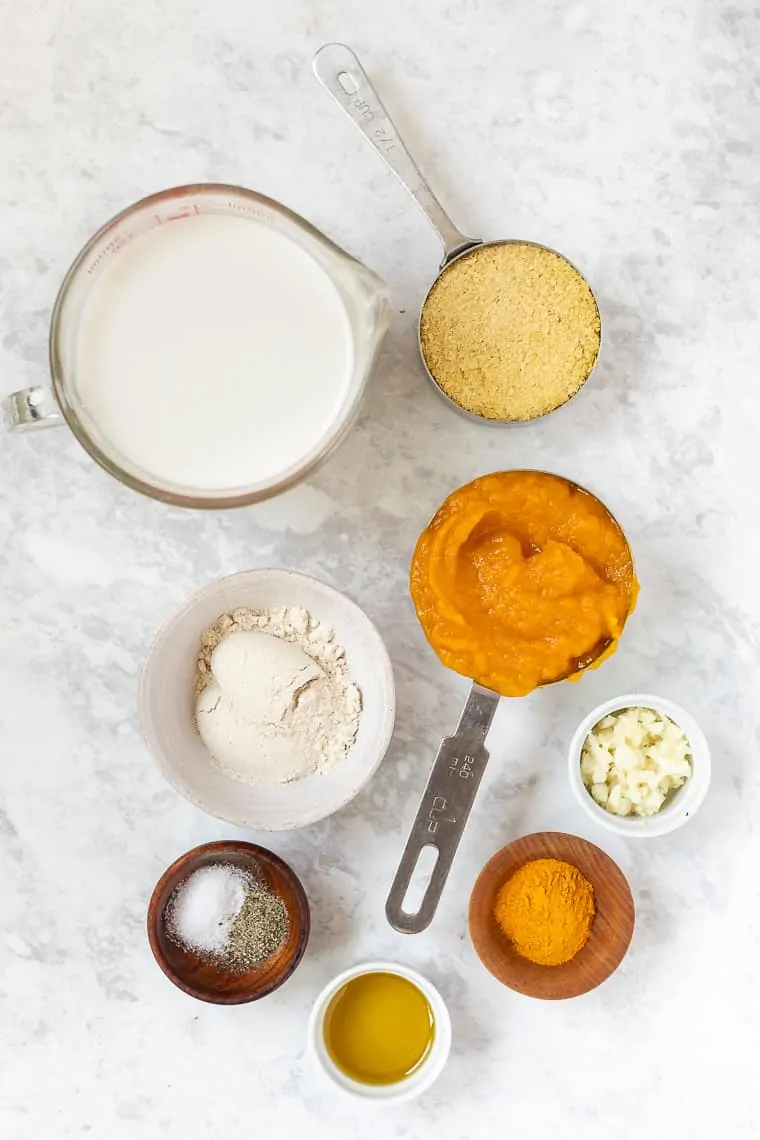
[308,961,451,1102]
[568,693,710,837]
[139,569,395,829]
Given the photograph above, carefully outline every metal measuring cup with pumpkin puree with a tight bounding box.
[411,471,637,696]
[386,471,638,934]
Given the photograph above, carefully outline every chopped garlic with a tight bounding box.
[591,782,609,805]
[580,706,692,818]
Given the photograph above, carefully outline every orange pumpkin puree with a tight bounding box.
[410,471,638,697]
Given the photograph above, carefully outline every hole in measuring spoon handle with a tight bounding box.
[399,844,440,917]
[337,70,359,95]
[386,834,445,934]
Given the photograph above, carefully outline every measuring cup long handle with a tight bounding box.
[313,43,477,264]
[386,683,500,934]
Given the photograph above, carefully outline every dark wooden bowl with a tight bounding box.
[147,840,310,1004]
[469,831,634,1000]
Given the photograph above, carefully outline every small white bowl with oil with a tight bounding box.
[308,961,451,1102]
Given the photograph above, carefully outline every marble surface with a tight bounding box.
[1,2,758,1137]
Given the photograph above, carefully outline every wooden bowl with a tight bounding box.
[147,840,310,1004]
[469,832,634,999]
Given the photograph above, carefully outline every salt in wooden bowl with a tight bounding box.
[147,840,310,1004]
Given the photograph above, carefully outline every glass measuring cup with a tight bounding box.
[313,44,601,424]
[1,184,391,508]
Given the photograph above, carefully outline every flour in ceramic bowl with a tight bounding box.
[195,607,362,785]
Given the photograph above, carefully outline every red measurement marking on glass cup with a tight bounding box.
[86,231,135,274]
[152,204,200,225]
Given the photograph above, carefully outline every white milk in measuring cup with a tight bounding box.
[77,214,353,490]
[2,186,391,508]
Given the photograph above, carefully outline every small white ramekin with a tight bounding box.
[568,693,711,838]
[308,960,451,1102]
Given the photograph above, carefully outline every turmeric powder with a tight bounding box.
[494,858,595,966]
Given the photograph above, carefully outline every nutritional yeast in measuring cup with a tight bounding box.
[74,213,354,492]
[419,242,601,422]
[323,971,435,1085]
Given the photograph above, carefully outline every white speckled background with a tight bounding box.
[1,2,758,1137]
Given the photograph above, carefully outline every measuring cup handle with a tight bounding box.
[385,683,499,934]
[2,386,63,432]
[313,43,478,264]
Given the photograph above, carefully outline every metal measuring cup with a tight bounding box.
[312,43,601,424]
[393,472,635,934]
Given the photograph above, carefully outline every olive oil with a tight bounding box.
[323,971,435,1085]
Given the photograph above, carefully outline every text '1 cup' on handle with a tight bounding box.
[385,683,499,933]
